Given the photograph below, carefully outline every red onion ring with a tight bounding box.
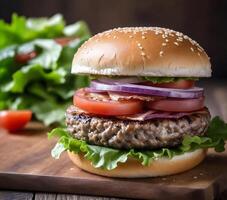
[85,87,105,93]
[90,80,204,99]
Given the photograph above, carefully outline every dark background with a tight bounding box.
[1,0,227,78]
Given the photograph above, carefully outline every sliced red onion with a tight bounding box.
[85,87,105,93]
[91,80,204,99]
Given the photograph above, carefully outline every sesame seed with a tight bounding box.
[139,46,143,50]
[141,52,146,56]
[159,51,164,57]
[193,176,198,179]
[176,32,182,37]
[189,40,195,45]
[177,37,183,42]
[137,43,142,46]
[197,47,203,52]
[94,28,203,57]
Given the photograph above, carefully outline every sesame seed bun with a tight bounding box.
[68,149,207,178]
[72,27,211,77]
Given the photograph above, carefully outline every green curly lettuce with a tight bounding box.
[0,14,91,126]
[142,77,199,83]
[90,75,199,83]
[48,116,227,170]
[0,14,64,49]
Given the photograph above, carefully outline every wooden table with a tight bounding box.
[0,79,227,200]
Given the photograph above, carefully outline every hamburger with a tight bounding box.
[49,27,227,178]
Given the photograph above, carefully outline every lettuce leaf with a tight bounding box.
[0,14,91,125]
[142,77,199,83]
[3,64,66,93]
[48,116,227,170]
[0,14,65,49]
[26,14,64,36]
[63,21,91,38]
[27,39,62,69]
[90,75,199,83]
[32,101,67,126]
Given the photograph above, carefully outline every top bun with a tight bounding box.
[72,27,211,77]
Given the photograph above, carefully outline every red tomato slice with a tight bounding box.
[145,80,195,89]
[54,37,73,46]
[147,97,204,112]
[73,88,143,116]
[0,110,32,132]
[15,51,37,63]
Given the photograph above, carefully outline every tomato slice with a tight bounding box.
[144,80,195,89]
[15,51,37,63]
[147,97,204,112]
[73,88,143,116]
[0,110,32,132]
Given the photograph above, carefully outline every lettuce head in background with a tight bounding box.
[0,14,91,126]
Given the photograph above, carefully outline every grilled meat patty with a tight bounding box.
[66,105,211,150]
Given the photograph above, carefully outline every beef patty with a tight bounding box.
[66,105,211,150]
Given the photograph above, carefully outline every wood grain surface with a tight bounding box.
[0,191,127,200]
[0,79,227,200]
[0,191,33,200]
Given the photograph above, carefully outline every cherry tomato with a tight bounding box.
[15,51,37,63]
[145,80,195,89]
[0,110,32,132]
[147,97,204,112]
[73,88,143,116]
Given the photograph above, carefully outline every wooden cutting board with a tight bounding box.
[0,80,227,200]
[0,122,226,200]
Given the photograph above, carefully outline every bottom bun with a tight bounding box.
[68,149,207,178]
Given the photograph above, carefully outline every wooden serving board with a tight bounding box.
[0,80,227,200]
[0,123,226,200]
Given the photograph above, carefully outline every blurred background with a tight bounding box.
[1,0,226,78]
